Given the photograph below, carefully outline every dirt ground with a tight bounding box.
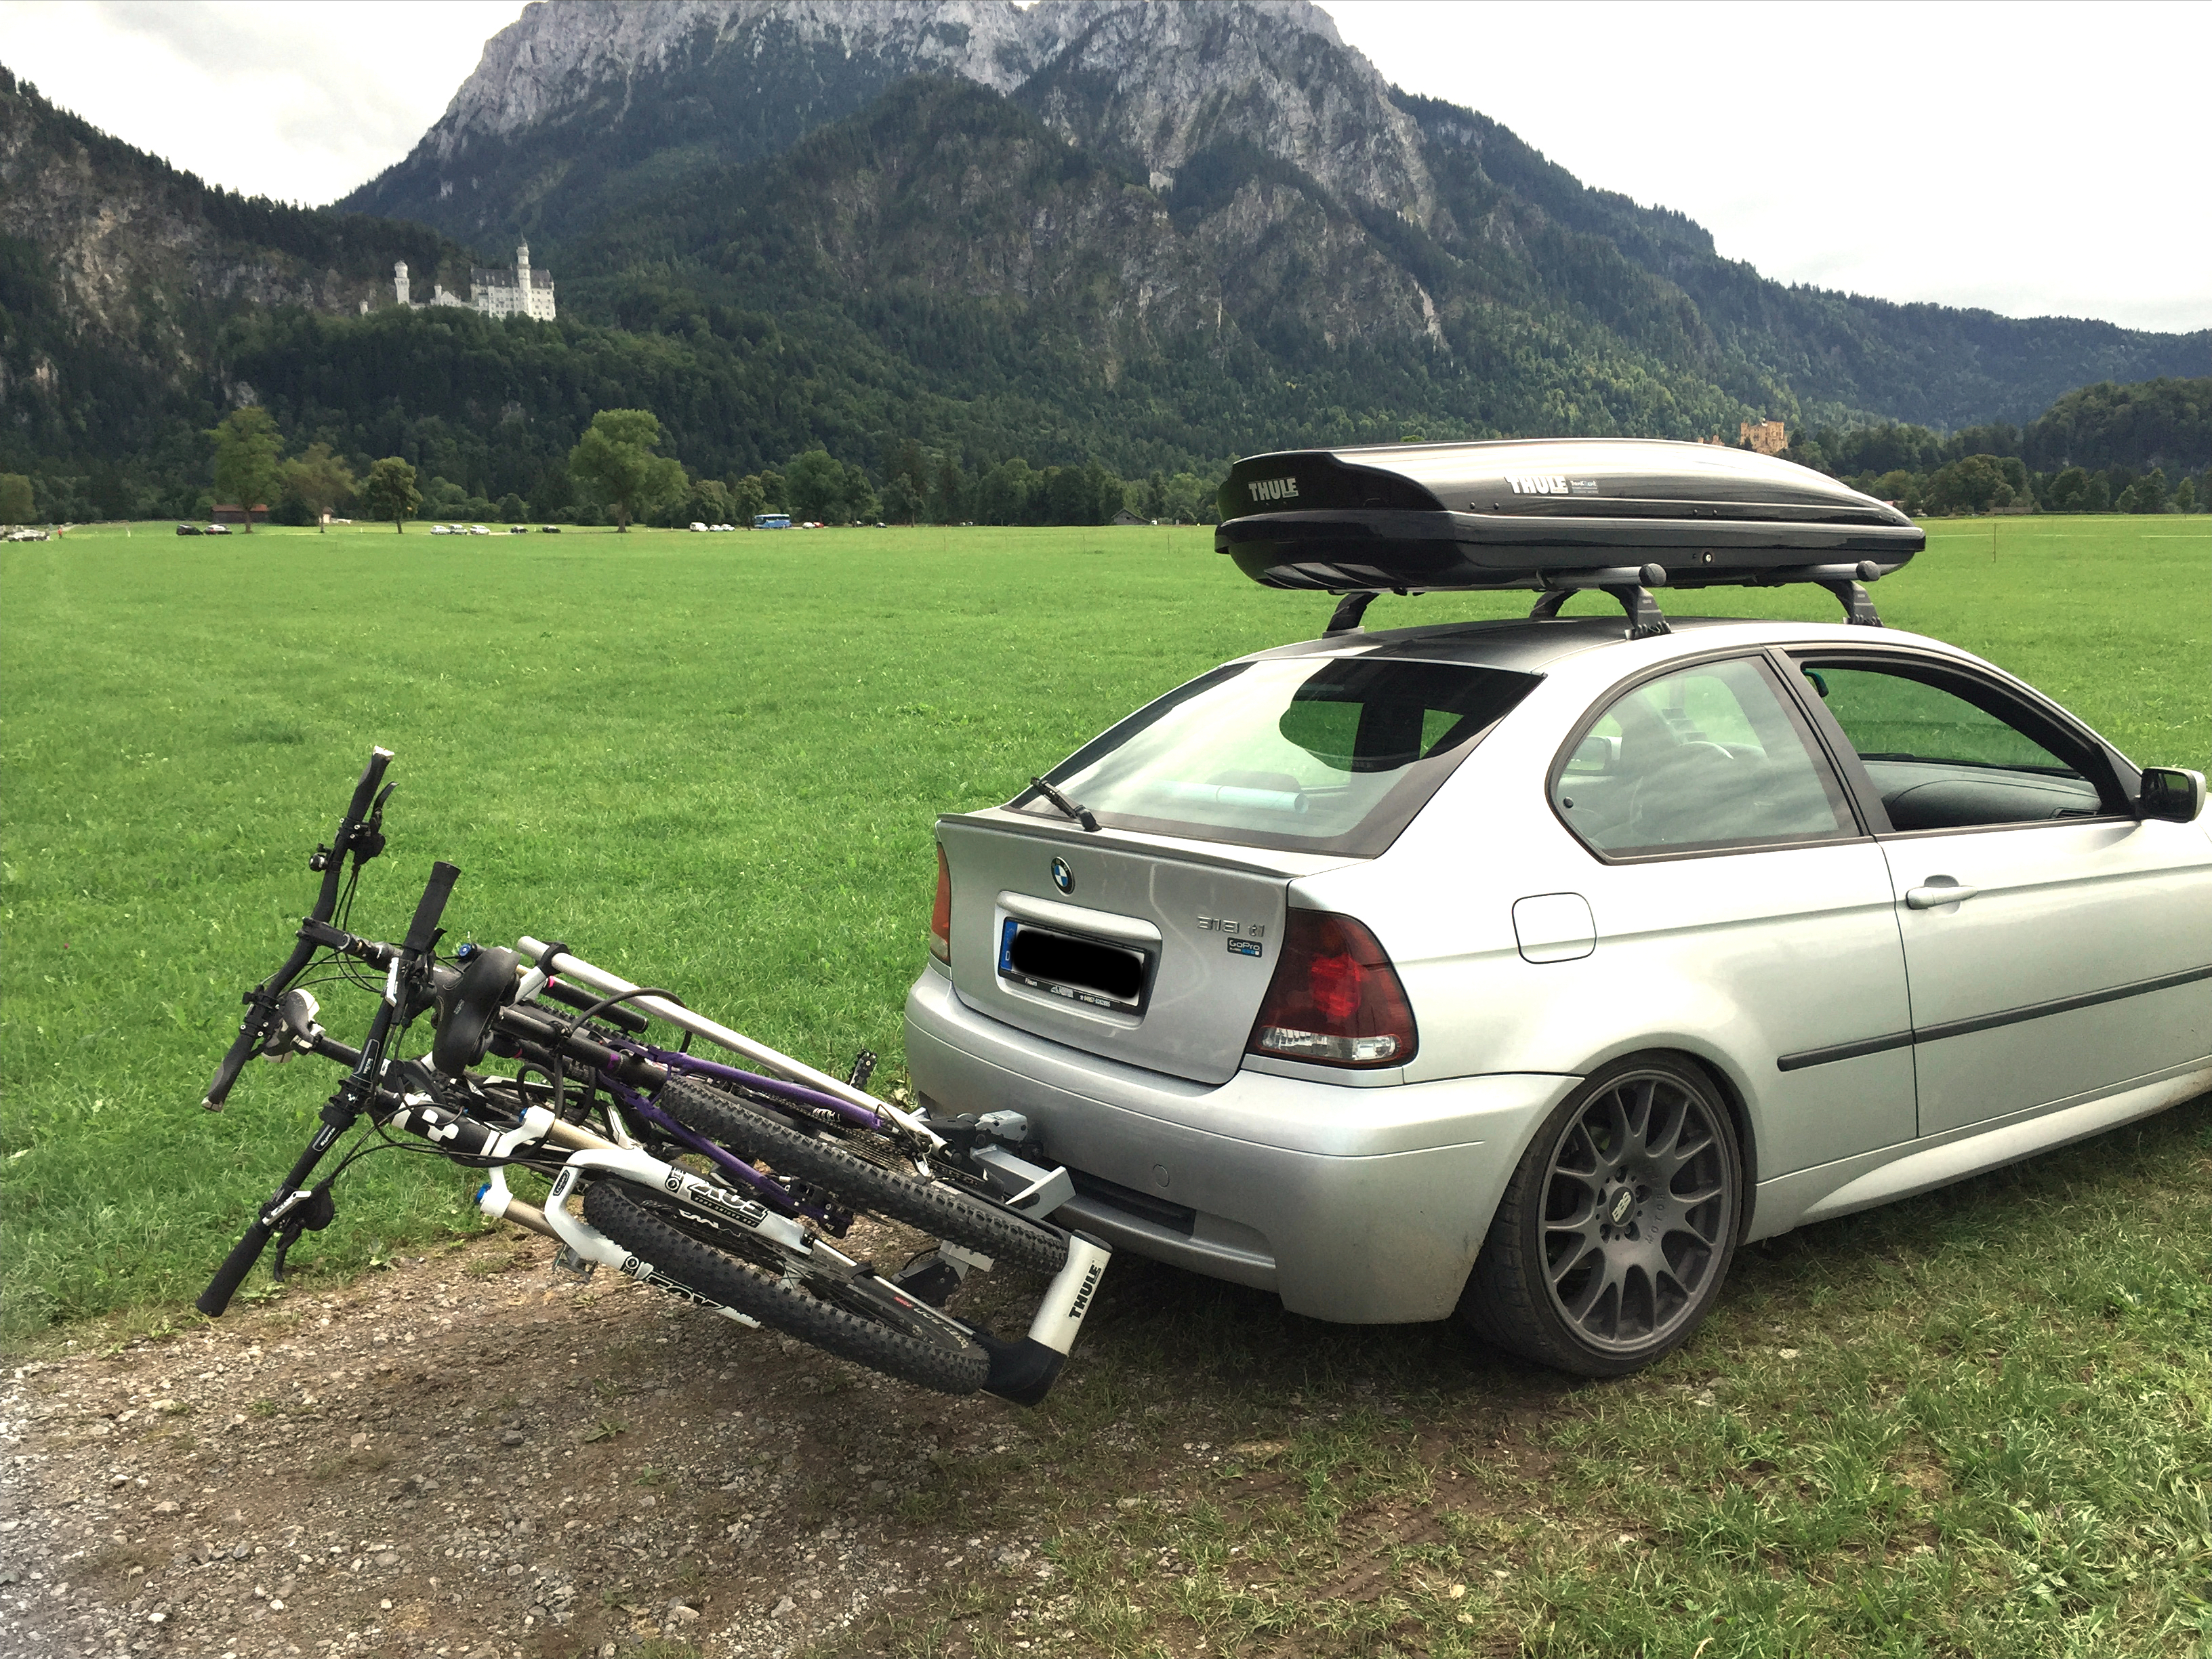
[0,1222,1071,1659]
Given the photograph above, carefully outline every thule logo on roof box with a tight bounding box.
[1248,476,1299,503]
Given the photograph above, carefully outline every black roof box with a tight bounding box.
[1215,438,1921,596]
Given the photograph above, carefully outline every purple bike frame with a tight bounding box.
[583,1039,897,1225]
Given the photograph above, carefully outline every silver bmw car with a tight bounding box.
[904,439,2212,1376]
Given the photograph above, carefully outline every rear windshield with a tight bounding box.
[1013,657,1541,855]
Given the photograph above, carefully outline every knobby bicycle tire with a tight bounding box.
[658,1073,1070,1277]
[581,1178,989,1397]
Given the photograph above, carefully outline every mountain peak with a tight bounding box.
[346,1,1391,237]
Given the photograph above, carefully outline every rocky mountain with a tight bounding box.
[344,0,2207,433]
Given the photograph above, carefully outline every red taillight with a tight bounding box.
[1247,910,1416,1069]
[928,844,953,964]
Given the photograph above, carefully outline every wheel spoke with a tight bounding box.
[1657,1130,1713,1181]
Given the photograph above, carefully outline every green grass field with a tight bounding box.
[3,512,2209,1654]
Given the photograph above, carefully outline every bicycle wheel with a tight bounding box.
[657,1073,1070,1276]
[581,1177,990,1396]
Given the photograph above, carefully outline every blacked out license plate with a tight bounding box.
[998,919,1151,1015]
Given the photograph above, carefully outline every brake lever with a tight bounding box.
[268,1185,337,1284]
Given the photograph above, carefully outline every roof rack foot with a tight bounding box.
[1325,592,1377,635]
[1818,579,1883,626]
[1606,585,1671,638]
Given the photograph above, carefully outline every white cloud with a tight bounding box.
[1326,0,2212,332]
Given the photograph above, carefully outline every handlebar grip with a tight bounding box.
[402,861,462,956]
[344,747,396,827]
[201,1025,263,1111]
[197,1218,275,1317]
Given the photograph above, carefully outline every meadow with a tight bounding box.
[3,510,2210,1655]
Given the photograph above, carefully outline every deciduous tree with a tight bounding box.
[208,407,284,533]
[282,442,357,533]
[0,473,34,524]
[361,456,423,531]
[568,409,685,531]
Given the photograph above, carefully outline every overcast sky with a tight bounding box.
[3,0,2205,333]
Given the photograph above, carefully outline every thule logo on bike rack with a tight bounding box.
[1248,476,1299,503]
[1067,1261,1105,1319]
[1506,473,1570,495]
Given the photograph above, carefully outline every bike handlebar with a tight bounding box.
[199,853,457,1315]
[201,747,394,1111]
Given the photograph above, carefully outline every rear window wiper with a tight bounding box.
[1028,777,1100,832]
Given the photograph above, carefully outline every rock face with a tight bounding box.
[342,1,1416,248]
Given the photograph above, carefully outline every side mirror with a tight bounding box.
[2137,767,2207,824]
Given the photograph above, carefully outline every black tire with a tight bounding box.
[1458,1054,1742,1378]
[581,1178,990,1397]
[657,1073,1069,1276]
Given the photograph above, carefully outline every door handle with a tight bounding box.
[1906,882,1979,909]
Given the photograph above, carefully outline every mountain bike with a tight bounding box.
[194,747,1111,1403]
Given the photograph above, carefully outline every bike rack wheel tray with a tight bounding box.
[1214,437,1924,636]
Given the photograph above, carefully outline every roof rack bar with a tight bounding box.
[1734,560,1886,626]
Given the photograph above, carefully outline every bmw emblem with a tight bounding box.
[1050,857,1073,895]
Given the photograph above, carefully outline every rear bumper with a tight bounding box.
[904,968,1579,1324]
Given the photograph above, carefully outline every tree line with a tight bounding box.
[1774,377,2211,516]
[159,405,1225,538]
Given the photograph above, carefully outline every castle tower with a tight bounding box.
[394,261,409,307]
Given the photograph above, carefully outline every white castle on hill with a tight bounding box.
[393,243,556,321]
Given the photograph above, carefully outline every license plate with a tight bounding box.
[998,919,1151,1015]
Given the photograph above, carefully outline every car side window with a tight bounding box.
[1554,657,1858,856]
[1796,662,2112,830]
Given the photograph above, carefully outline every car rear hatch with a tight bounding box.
[937,812,1345,1086]
[931,649,1544,1086]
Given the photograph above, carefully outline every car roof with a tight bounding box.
[1246,613,1967,675]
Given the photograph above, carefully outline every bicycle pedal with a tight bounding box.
[846,1048,877,1091]
[551,1245,598,1282]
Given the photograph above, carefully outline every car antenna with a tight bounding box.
[1028,777,1100,832]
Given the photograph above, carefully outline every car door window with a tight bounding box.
[1555,657,1858,856]
[1797,663,2112,830]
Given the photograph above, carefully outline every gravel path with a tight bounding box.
[0,1226,1053,1659]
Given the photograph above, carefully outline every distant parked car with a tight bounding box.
[175,523,202,537]
[907,437,2212,1378]
[690,521,710,533]
[468,524,491,536]
[539,525,562,534]
[203,523,232,536]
